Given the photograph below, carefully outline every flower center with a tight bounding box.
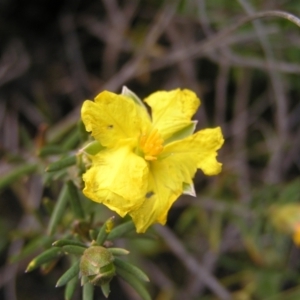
[139,129,164,161]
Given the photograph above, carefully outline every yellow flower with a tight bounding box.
[269,204,300,247]
[293,223,300,246]
[81,87,224,233]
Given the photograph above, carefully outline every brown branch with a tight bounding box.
[154,224,232,300]
[148,10,300,72]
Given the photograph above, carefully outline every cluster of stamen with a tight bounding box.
[139,129,164,161]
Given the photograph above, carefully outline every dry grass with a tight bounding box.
[1,1,300,299]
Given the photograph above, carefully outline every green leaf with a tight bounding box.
[62,128,80,150]
[116,268,151,300]
[89,229,98,241]
[114,257,149,282]
[96,217,115,245]
[25,247,63,272]
[107,221,135,240]
[56,260,80,287]
[46,155,76,172]
[53,239,87,248]
[67,181,85,219]
[63,245,86,256]
[107,248,130,256]
[47,184,69,235]
[0,164,37,190]
[82,281,94,300]
[64,276,78,300]
[10,235,53,263]
[38,145,65,157]
[43,169,68,186]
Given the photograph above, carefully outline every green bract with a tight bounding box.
[80,246,115,286]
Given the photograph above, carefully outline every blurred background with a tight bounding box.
[1,0,300,299]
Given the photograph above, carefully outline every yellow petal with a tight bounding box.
[163,127,224,176]
[81,91,151,148]
[144,89,200,140]
[129,160,182,233]
[82,146,148,216]
[130,127,224,232]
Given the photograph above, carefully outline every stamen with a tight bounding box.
[139,129,164,161]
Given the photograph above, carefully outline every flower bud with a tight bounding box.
[80,246,115,286]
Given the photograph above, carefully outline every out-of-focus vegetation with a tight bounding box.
[1,0,300,299]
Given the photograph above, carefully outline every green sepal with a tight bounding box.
[56,260,80,287]
[46,155,77,172]
[116,268,151,300]
[80,246,116,287]
[80,140,105,156]
[114,257,149,282]
[101,282,111,298]
[164,121,197,144]
[63,245,86,256]
[25,247,63,272]
[182,182,196,197]
[121,86,148,110]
